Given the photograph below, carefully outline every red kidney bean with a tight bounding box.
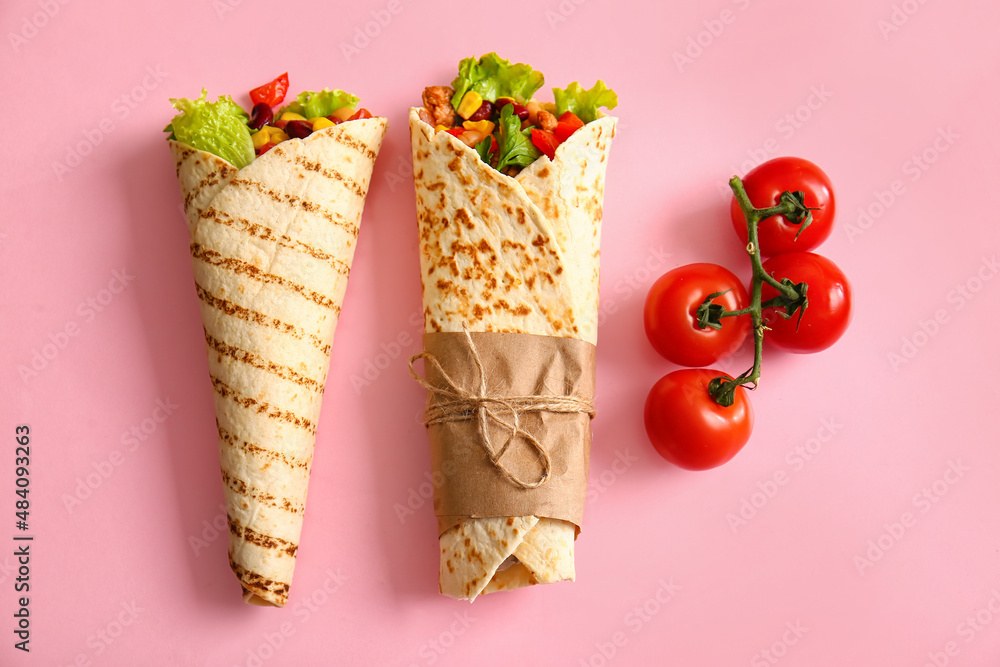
[285,120,313,139]
[495,98,528,121]
[467,100,493,122]
[324,114,343,124]
[248,102,273,130]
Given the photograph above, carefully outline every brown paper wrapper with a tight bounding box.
[418,332,596,536]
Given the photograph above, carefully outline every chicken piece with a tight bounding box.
[422,86,456,127]
[537,109,557,132]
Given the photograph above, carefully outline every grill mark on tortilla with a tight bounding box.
[227,177,358,235]
[217,425,311,470]
[194,283,331,355]
[221,470,304,514]
[229,555,291,598]
[292,155,366,199]
[191,243,340,312]
[211,376,316,435]
[196,165,231,192]
[335,133,378,161]
[205,333,322,393]
[201,208,351,276]
[229,517,298,557]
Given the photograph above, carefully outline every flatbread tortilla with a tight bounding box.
[409,108,615,600]
[170,117,387,606]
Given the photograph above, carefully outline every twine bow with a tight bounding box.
[409,330,596,490]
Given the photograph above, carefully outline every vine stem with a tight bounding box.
[706,177,810,406]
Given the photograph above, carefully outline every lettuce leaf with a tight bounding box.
[553,80,618,124]
[451,53,545,108]
[167,89,254,168]
[495,103,541,172]
[279,89,359,119]
[474,136,492,164]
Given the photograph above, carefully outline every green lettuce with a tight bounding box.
[495,103,541,172]
[450,53,545,108]
[279,89,359,119]
[553,80,618,124]
[167,90,254,169]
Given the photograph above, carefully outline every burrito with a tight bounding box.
[409,54,617,600]
[165,74,387,606]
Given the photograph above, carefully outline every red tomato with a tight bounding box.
[530,128,560,159]
[249,72,290,107]
[348,108,373,120]
[645,369,754,470]
[731,157,835,256]
[553,111,584,142]
[644,263,751,367]
[760,252,852,352]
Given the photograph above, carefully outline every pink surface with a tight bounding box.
[2,0,999,665]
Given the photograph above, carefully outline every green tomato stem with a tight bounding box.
[706,177,809,407]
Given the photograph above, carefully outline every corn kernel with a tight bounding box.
[456,91,483,120]
[462,120,495,135]
[279,111,307,121]
[252,128,271,149]
[311,117,335,131]
[270,130,290,144]
[434,124,450,133]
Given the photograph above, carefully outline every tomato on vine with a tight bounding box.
[642,156,849,472]
[761,252,852,352]
[730,157,835,256]
[644,263,751,367]
[644,369,754,470]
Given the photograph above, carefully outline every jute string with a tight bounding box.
[409,330,596,490]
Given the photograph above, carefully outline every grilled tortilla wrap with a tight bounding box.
[409,107,615,600]
[170,117,387,606]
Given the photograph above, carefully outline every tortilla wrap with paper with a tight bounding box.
[408,54,617,600]
[166,81,386,606]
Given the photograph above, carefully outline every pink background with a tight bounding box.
[2,0,999,665]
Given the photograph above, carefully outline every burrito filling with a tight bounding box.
[417,52,617,176]
[165,72,374,167]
